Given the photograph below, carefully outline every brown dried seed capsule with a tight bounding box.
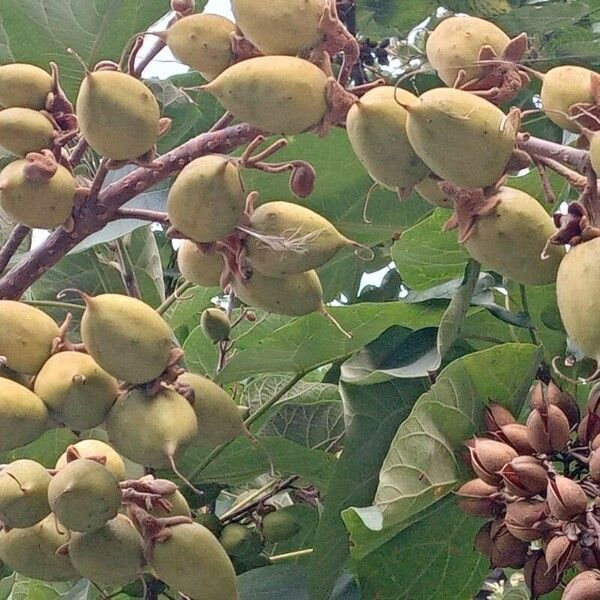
[498,455,548,497]
[489,518,529,568]
[484,402,516,433]
[504,499,547,541]
[526,403,571,453]
[523,550,560,599]
[546,475,588,520]
[465,438,518,485]
[544,534,582,575]
[579,412,600,445]
[590,448,600,483]
[587,383,600,415]
[593,434,600,451]
[473,521,494,558]
[456,479,502,518]
[562,569,600,600]
[547,381,580,428]
[493,423,535,455]
[580,548,600,570]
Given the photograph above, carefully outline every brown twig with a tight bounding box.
[517,133,589,173]
[69,138,89,169]
[115,208,171,225]
[533,156,587,189]
[132,15,177,78]
[0,225,30,277]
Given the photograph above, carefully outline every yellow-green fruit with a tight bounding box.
[163,14,236,81]
[540,66,596,132]
[261,509,301,543]
[203,56,329,134]
[47,459,122,533]
[0,514,77,581]
[69,514,145,587]
[178,372,245,449]
[556,237,600,361]
[590,133,600,175]
[80,293,173,384]
[0,108,55,156]
[147,490,191,519]
[231,0,325,55]
[177,240,225,286]
[346,86,430,194]
[195,512,224,537]
[413,176,453,208]
[246,201,355,277]
[0,460,51,529]
[219,523,262,557]
[76,70,160,160]
[405,88,517,189]
[150,522,239,600]
[0,159,76,228]
[106,387,197,468]
[0,301,59,374]
[0,379,49,452]
[233,270,324,317]
[462,187,564,285]
[34,351,119,431]
[167,155,246,243]
[55,440,126,481]
[0,64,52,110]
[201,308,231,342]
[426,16,510,86]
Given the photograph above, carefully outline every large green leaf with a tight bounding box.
[0,429,77,467]
[357,0,437,36]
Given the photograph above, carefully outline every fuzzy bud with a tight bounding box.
[523,550,560,599]
[546,474,588,520]
[504,499,547,541]
[489,518,528,568]
[544,534,582,575]
[171,0,195,15]
[498,455,548,497]
[526,402,571,453]
[465,438,518,485]
[484,402,516,433]
[455,479,502,518]
[492,423,534,455]
[289,162,316,199]
[562,569,600,600]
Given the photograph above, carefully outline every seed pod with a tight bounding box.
[0,459,51,529]
[55,440,126,481]
[202,56,329,135]
[531,381,580,428]
[498,455,548,497]
[196,513,224,538]
[289,162,316,198]
[562,569,600,600]
[504,499,547,541]
[201,308,231,343]
[79,293,173,384]
[177,240,225,287]
[581,548,600,570]
[34,351,119,431]
[0,378,49,452]
[489,518,528,568]
[346,86,430,195]
[473,521,493,558]
[579,412,600,445]
[465,438,518,485]
[404,88,517,189]
[545,534,582,575]
[413,176,453,208]
[177,372,246,449]
[76,70,160,160]
[47,458,122,532]
[106,387,197,468]
[0,108,55,157]
[159,14,235,81]
[145,489,191,520]
[261,508,301,543]
[167,155,246,243]
[591,448,600,483]
[462,187,564,286]
[493,423,535,455]
[484,402,516,433]
[455,478,502,518]
[219,523,262,557]
[245,201,360,277]
[0,513,77,581]
[591,132,600,176]
[426,16,510,86]
[149,522,239,600]
[540,66,597,132]
[0,63,52,110]
[546,475,588,520]
[526,403,571,453]
[523,550,560,599]
[69,514,145,587]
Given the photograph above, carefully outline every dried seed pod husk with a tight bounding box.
[580,548,600,570]
[504,499,547,541]
[546,475,588,520]
[562,569,600,600]
[526,403,571,453]
[579,412,600,445]
[545,534,582,575]
[484,402,516,433]
[523,550,560,599]
[493,423,535,455]
[498,455,548,497]
[473,521,493,558]
[547,381,580,428]
[589,448,600,482]
[177,240,225,287]
[489,518,528,568]
[55,440,126,481]
[465,438,518,485]
[455,478,502,518]
[0,63,52,110]
[0,108,55,157]
[591,132,600,176]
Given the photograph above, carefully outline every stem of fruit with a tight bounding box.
[0,225,30,276]
[115,238,142,299]
[24,300,85,312]
[114,208,171,225]
[270,548,314,561]
[519,284,540,346]
[156,280,194,315]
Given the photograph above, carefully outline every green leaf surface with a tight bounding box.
[357,0,437,36]
[0,428,76,467]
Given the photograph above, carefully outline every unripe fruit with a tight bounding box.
[80,293,173,384]
[0,108,55,157]
[177,372,245,449]
[231,0,325,56]
[0,514,77,581]
[177,240,225,286]
[413,176,453,208]
[540,66,596,132]
[106,387,197,468]
[0,460,51,529]
[55,439,126,481]
[34,351,119,431]
[426,16,510,86]
[246,201,359,277]
[0,378,49,452]
[161,14,235,81]
[0,159,76,229]
[203,56,329,134]
[346,86,429,195]
[76,70,160,160]
[167,155,246,243]
[219,523,262,557]
[462,187,564,285]
[201,308,231,342]
[146,489,191,519]
[405,88,517,189]
[261,508,301,543]
[0,301,59,374]
[0,64,52,110]
[150,522,239,600]
[69,514,145,587]
[47,459,122,532]
[556,238,600,362]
